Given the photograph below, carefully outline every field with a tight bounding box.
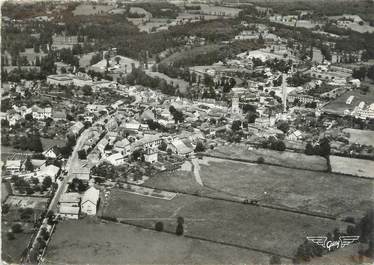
[207,144,328,171]
[2,221,34,264]
[44,219,270,264]
[343,128,374,146]
[145,157,373,218]
[197,158,373,217]
[323,88,374,116]
[145,70,189,94]
[160,44,223,65]
[330,155,374,179]
[103,188,344,257]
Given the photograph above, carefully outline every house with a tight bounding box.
[52,110,67,121]
[59,205,80,219]
[81,187,100,216]
[7,112,22,126]
[37,164,60,182]
[105,153,126,166]
[59,192,80,208]
[69,121,85,138]
[144,149,158,163]
[113,138,131,155]
[132,134,163,150]
[5,160,21,174]
[31,105,52,120]
[70,167,90,183]
[287,130,303,141]
[169,139,193,157]
[97,138,109,154]
[43,146,61,159]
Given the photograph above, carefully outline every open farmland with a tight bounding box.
[330,155,374,179]
[343,128,374,146]
[207,144,328,171]
[103,188,344,257]
[44,219,270,264]
[145,157,373,218]
[197,158,373,217]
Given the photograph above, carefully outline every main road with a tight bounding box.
[25,114,109,263]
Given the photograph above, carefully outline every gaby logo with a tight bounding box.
[307,236,360,251]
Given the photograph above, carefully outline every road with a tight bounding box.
[25,115,109,263]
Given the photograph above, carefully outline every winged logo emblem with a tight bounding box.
[307,236,359,251]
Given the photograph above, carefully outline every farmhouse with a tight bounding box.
[43,146,61,159]
[81,187,100,216]
[169,139,193,156]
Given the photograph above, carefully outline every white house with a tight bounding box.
[169,139,193,157]
[31,105,52,120]
[43,146,61,159]
[104,153,126,166]
[5,160,21,174]
[113,138,131,155]
[81,187,100,216]
[59,205,80,219]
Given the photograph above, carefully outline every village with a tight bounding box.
[1,0,374,265]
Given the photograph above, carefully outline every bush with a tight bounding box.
[155,222,164,232]
[7,232,15,240]
[12,223,23,233]
[257,157,265,164]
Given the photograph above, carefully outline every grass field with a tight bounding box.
[160,44,223,65]
[330,155,374,179]
[145,70,189,94]
[103,189,344,257]
[207,144,328,171]
[145,157,373,218]
[2,228,32,263]
[198,158,374,217]
[343,128,374,146]
[44,219,270,264]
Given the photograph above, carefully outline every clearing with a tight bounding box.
[103,188,345,257]
[330,155,374,179]
[44,219,270,264]
[207,144,328,171]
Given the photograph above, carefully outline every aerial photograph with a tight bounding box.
[0,0,373,264]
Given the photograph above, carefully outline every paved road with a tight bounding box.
[25,115,109,263]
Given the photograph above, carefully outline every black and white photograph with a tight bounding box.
[1,0,374,264]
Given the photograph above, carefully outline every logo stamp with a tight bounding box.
[307,236,360,251]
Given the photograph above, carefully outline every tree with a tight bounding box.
[353,66,367,81]
[42,176,52,190]
[257,157,265,164]
[194,142,206,152]
[367,65,374,80]
[305,142,315,155]
[78,149,87,160]
[158,141,167,151]
[115,56,121,65]
[318,138,330,157]
[155,222,164,231]
[277,121,290,133]
[231,120,241,131]
[82,85,92,96]
[24,156,34,172]
[176,222,184,235]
